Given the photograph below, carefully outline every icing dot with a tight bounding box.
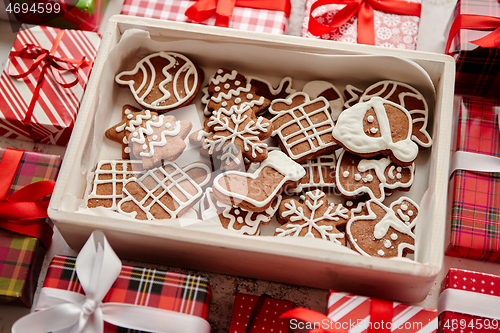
[235,80,241,86]
[367,115,375,123]
[124,147,131,153]
[127,114,133,119]
[407,210,414,216]
[377,250,385,256]
[384,240,391,248]
[142,144,147,150]
[343,171,350,178]
[364,174,373,182]
[390,233,398,240]
[222,101,227,107]
[217,69,223,74]
[234,209,240,215]
[152,135,158,141]
[237,217,244,223]
[152,115,157,120]
[224,83,230,89]
[396,173,402,180]
[396,167,402,172]
[235,97,242,104]
[247,94,254,99]
[133,132,138,137]
[370,127,378,134]
[346,201,353,207]
[354,174,361,181]
[165,123,171,129]
[401,204,408,210]
[215,86,221,92]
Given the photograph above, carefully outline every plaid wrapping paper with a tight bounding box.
[439,268,500,332]
[301,0,421,49]
[447,97,500,262]
[41,255,211,332]
[0,24,100,146]
[447,0,500,99]
[121,0,289,34]
[0,148,62,307]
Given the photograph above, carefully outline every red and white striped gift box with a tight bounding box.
[326,291,438,332]
[121,0,290,35]
[0,25,100,146]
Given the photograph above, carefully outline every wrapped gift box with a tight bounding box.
[445,0,500,99]
[0,148,61,307]
[0,0,108,32]
[120,0,290,34]
[301,0,421,49]
[0,24,100,146]
[447,97,500,262]
[229,293,293,332]
[438,268,500,333]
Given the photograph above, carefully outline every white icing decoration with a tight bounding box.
[343,171,349,178]
[286,153,337,194]
[408,210,413,216]
[224,83,230,89]
[210,83,266,110]
[401,204,408,210]
[235,97,241,104]
[367,115,374,123]
[222,101,227,107]
[247,94,253,99]
[130,116,182,158]
[115,110,154,134]
[152,135,158,141]
[354,174,361,181]
[391,233,398,240]
[383,239,391,248]
[215,86,220,92]
[211,69,237,85]
[115,52,199,111]
[396,166,402,172]
[235,81,241,86]
[270,92,337,160]
[377,250,385,256]
[124,147,131,154]
[332,97,419,163]
[363,174,373,182]
[370,127,378,134]
[212,151,306,210]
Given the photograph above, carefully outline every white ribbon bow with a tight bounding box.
[12,231,211,333]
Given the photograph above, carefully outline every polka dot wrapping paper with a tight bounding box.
[438,268,500,333]
[228,293,294,333]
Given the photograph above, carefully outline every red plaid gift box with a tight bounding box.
[229,293,294,333]
[282,290,437,332]
[301,0,421,49]
[120,0,291,34]
[0,24,100,146]
[447,97,500,262]
[0,148,61,307]
[13,231,212,332]
[438,268,500,333]
[445,0,500,99]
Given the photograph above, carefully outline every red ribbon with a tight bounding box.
[8,30,92,142]
[446,14,500,54]
[185,0,291,28]
[0,149,56,248]
[280,297,394,332]
[308,0,421,45]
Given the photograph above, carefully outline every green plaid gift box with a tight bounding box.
[42,255,212,332]
[0,148,61,307]
[446,0,500,99]
[447,97,500,262]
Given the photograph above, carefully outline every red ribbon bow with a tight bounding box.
[308,0,421,45]
[446,14,500,54]
[8,30,92,142]
[185,0,291,28]
[0,149,56,248]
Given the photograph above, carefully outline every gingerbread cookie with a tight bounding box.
[346,196,418,258]
[302,80,344,120]
[201,188,281,236]
[343,84,364,109]
[200,103,272,168]
[129,114,192,170]
[204,68,270,116]
[275,189,349,245]
[269,92,338,163]
[332,97,419,166]
[336,150,414,201]
[286,153,337,195]
[105,105,159,159]
[87,160,143,209]
[212,150,306,212]
[117,162,211,220]
[358,80,432,148]
[248,76,296,101]
[115,51,202,111]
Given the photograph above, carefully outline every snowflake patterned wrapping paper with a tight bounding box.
[447,97,500,262]
[445,0,500,99]
[228,293,294,333]
[36,254,212,332]
[121,0,291,35]
[438,268,500,333]
[0,148,61,307]
[301,0,421,49]
[0,24,100,146]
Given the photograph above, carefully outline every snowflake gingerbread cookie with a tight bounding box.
[275,189,350,245]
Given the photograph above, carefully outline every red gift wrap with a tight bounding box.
[121,0,291,35]
[229,293,294,333]
[438,268,500,333]
[0,24,100,146]
[447,97,500,262]
[445,0,500,99]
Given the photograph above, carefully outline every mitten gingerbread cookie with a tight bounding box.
[117,162,211,220]
[270,92,338,163]
[332,97,419,166]
[212,150,306,212]
[346,197,418,258]
[336,150,414,201]
[275,189,350,245]
[115,51,202,111]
